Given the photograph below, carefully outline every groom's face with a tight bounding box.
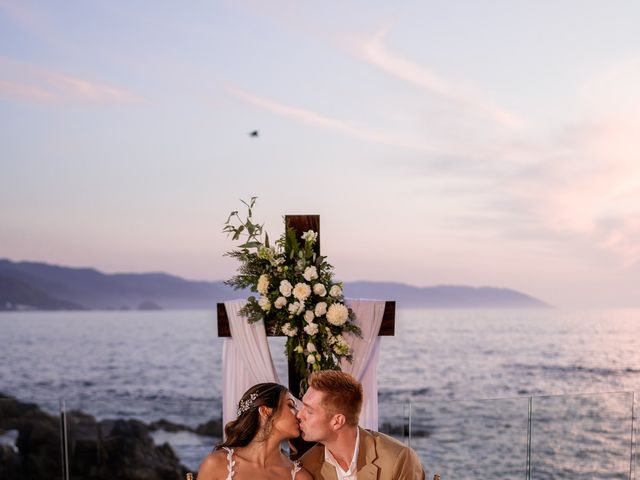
[297,387,334,443]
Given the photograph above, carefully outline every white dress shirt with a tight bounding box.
[324,428,360,480]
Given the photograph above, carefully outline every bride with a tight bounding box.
[197,383,312,480]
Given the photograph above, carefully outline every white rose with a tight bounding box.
[304,322,319,336]
[257,296,271,311]
[326,303,349,326]
[274,296,287,309]
[303,266,318,282]
[306,353,316,364]
[288,302,301,314]
[306,342,316,353]
[294,345,304,353]
[257,274,269,295]
[281,323,298,337]
[313,283,326,297]
[304,310,315,323]
[314,302,327,317]
[329,285,342,298]
[279,280,293,297]
[292,282,311,302]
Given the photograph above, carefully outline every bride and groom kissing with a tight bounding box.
[198,370,425,480]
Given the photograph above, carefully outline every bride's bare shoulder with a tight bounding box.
[197,450,229,480]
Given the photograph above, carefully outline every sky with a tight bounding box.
[1,1,640,308]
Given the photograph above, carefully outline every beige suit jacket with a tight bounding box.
[300,427,425,480]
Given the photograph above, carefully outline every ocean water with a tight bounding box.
[1,308,639,478]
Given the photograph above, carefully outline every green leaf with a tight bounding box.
[239,241,261,249]
[232,225,245,240]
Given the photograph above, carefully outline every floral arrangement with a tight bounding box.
[223,197,361,392]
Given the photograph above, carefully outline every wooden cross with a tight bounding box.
[217,214,396,400]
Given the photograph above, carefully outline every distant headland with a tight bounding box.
[0,259,550,311]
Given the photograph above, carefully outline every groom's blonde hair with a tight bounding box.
[308,370,363,427]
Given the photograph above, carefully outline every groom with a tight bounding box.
[297,370,425,480]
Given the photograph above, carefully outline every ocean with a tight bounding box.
[1,308,639,478]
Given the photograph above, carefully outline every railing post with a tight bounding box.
[629,391,635,480]
[59,399,69,480]
[408,400,413,449]
[526,396,532,480]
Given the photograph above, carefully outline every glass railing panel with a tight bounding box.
[530,391,634,479]
[408,396,530,479]
[60,396,210,479]
[378,401,410,444]
[0,394,63,480]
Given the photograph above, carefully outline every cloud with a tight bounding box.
[0,79,56,102]
[43,72,140,103]
[0,58,142,104]
[351,27,525,130]
[226,84,457,155]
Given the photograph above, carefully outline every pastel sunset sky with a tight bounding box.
[2,1,640,308]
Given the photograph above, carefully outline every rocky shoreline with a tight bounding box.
[0,393,223,480]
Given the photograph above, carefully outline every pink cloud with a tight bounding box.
[0,58,142,104]
[44,72,141,103]
[0,79,57,102]
[227,84,457,154]
[351,27,525,129]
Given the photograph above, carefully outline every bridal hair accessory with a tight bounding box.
[237,392,259,416]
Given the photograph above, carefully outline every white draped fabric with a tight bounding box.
[341,299,385,431]
[220,298,385,432]
[221,300,280,430]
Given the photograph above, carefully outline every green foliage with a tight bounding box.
[223,198,361,394]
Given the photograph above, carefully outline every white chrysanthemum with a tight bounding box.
[313,283,327,297]
[304,310,315,323]
[303,322,319,336]
[279,280,293,297]
[329,285,342,298]
[281,323,298,337]
[257,274,269,295]
[314,301,327,317]
[274,296,287,309]
[326,303,349,326]
[257,296,271,311]
[303,266,318,282]
[306,342,316,353]
[306,353,316,364]
[292,282,311,302]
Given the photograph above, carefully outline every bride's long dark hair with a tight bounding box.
[216,382,288,449]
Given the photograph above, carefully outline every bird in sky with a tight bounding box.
[249,130,259,137]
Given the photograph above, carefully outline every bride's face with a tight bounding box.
[271,393,300,439]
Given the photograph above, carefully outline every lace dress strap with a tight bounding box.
[291,460,302,479]
[221,447,235,480]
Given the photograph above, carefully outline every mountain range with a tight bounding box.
[0,259,550,311]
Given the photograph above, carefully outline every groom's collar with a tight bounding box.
[356,426,379,469]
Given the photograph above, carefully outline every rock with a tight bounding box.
[195,418,222,437]
[0,443,21,479]
[0,394,189,480]
[148,419,192,433]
